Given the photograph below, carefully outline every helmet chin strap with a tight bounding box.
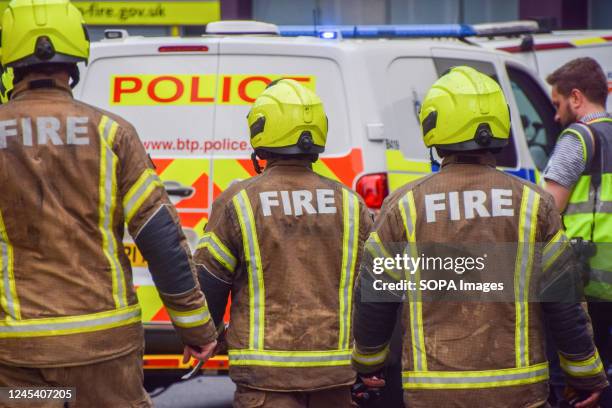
[251,152,263,174]
[429,148,440,168]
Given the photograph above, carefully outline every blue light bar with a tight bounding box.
[279,24,477,38]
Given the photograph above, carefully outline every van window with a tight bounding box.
[506,65,560,171]
[80,55,218,158]
[434,58,517,168]
[214,55,350,156]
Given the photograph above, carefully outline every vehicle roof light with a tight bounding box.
[472,20,539,37]
[205,20,279,35]
[158,45,209,53]
[319,30,341,40]
[279,24,477,38]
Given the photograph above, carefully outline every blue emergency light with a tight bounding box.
[279,24,478,39]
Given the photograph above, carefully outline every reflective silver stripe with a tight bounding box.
[590,269,612,286]
[542,233,568,268]
[230,351,351,364]
[100,118,126,308]
[400,196,414,236]
[197,235,237,271]
[517,188,537,367]
[234,191,264,350]
[402,366,549,388]
[561,358,602,375]
[124,171,161,221]
[339,191,358,350]
[353,346,389,365]
[0,225,17,319]
[0,307,140,334]
[596,201,612,214]
[169,309,210,326]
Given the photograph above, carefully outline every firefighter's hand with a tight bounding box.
[573,390,601,408]
[565,386,603,408]
[182,341,217,364]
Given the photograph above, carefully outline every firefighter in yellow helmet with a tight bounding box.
[351,66,608,407]
[194,78,372,407]
[0,1,216,405]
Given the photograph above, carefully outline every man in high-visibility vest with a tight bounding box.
[194,79,372,407]
[0,1,216,405]
[543,57,612,378]
[351,66,608,407]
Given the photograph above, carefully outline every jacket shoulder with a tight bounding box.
[72,99,138,135]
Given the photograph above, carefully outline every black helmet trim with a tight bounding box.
[421,110,438,136]
[433,137,508,152]
[249,116,266,139]
[255,144,325,155]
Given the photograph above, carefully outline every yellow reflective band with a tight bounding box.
[402,362,549,389]
[233,191,265,350]
[339,190,360,350]
[98,116,127,309]
[123,168,163,224]
[514,186,540,367]
[543,230,569,272]
[559,352,604,377]
[0,305,141,338]
[229,349,351,367]
[0,209,19,320]
[352,344,390,366]
[197,232,237,272]
[166,305,211,328]
[365,232,401,281]
[564,128,589,163]
[399,191,427,372]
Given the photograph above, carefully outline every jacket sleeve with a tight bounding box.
[114,120,217,346]
[352,197,403,374]
[193,192,241,327]
[538,195,608,391]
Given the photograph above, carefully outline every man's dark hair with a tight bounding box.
[546,57,608,106]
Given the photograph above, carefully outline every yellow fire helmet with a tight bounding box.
[0,67,14,104]
[247,78,327,155]
[419,66,510,151]
[1,0,89,69]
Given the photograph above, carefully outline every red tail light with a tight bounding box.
[158,45,209,53]
[356,173,389,209]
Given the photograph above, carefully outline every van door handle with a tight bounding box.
[163,181,195,197]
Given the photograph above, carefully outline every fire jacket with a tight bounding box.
[194,158,372,391]
[352,153,608,408]
[0,78,216,367]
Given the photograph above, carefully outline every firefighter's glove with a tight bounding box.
[352,372,385,406]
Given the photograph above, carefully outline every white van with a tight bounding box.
[473,29,612,111]
[74,21,561,373]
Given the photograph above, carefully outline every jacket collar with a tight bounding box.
[440,151,497,170]
[11,75,72,100]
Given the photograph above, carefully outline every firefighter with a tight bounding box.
[193,78,372,407]
[351,66,609,408]
[0,1,216,406]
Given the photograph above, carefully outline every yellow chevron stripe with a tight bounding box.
[312,159,340,182]
[213,159,252,190]
[136,286,164,322]
[158,158,210,187]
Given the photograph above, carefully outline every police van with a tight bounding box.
[471,23,612,111]
[73,20,561,374]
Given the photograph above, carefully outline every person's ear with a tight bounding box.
[569,88,583,108]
